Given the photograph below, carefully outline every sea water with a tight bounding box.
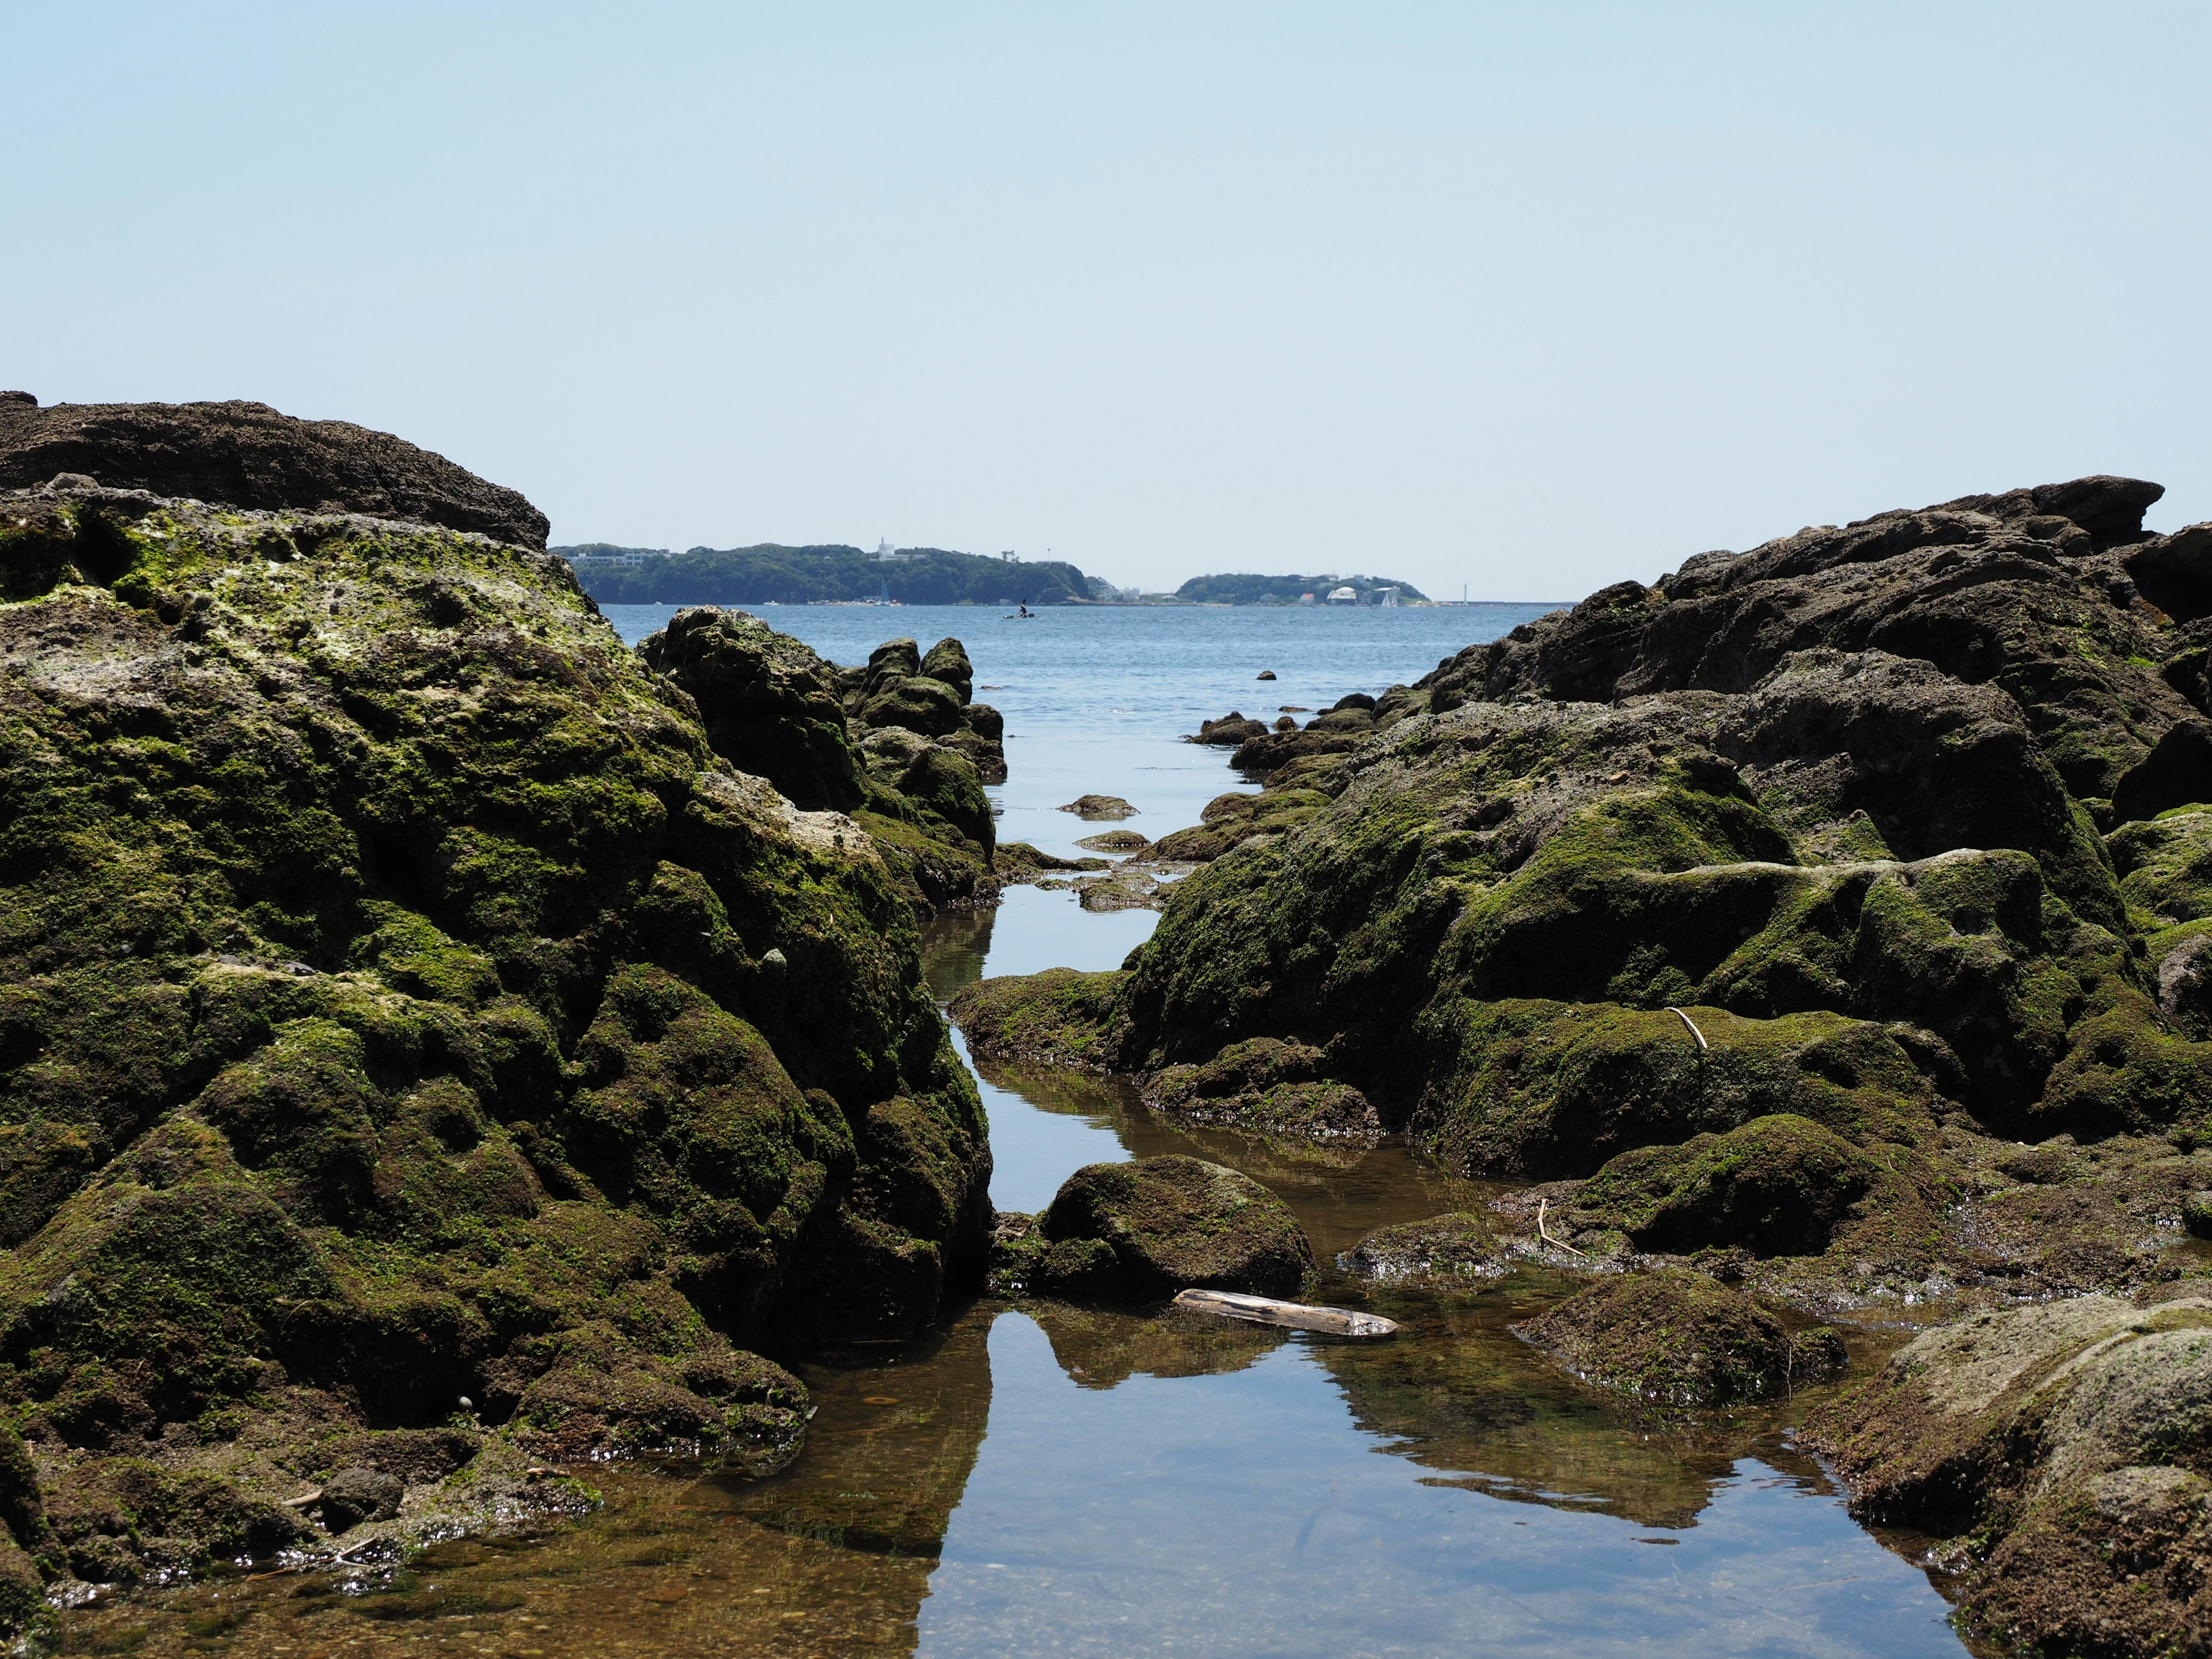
[58,603,1975,1657]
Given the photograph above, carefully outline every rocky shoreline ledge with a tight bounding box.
[953,474,2212,1652]
[0,397,1005,1632]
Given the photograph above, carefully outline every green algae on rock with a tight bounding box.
[1805,1290,2212,1655]
[0,413,994,1610]
[1338,1211,1511,1285]
[1513,1267,1846,1407]
[1024,1156,1313,1301]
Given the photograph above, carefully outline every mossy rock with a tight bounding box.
[1513,1267,1845,1407]
[1410,999,1933,1179]
[1142,1037,1380,1143]
[637,606,866,812]
[949,968,1131,1070]
[1569,1113,1880,1257]
[1806,1290,2212,1654]
[0,468,991,1570]
[1339,1211,1509,1285]
[1037,1156,1312,1299]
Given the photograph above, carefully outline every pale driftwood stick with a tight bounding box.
[1666,1006,1710,1051]
[1536,1196,1589,1258]
[1172,1288,1398,1338]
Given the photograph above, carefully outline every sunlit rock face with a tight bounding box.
[0,401,991,1600]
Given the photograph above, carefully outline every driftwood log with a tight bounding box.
[1172,1288,1399,1338]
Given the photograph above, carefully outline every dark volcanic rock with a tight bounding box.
[1035,1156,1312,1299]
[0,396,549,548]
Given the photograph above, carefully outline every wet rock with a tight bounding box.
[1567,1114,1880,1257]
[1190,713,1267,747]
[1075,829,1151,853]
[2182,1190,2212,1238]
[1513,1267,1845,1406]
[314,1465,404,1532]
[1143,1037,1381,1145]
[1256,670,1277,680]
[0,396,551,547]
[1807,1290,2212,1657]
[950,968,1131,1070]
[1036,1156,1312,1300]
[994,842,1109,877]
[1339,1212,1510,1285]
[1058,793,1138,819]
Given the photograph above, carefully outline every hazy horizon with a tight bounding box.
[7,2,2207,601]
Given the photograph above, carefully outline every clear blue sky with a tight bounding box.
[6,3,2207,600]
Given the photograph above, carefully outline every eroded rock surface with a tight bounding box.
[945,473,2212,1653]
[0,410,991,1609]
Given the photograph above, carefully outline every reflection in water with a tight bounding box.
[921,1315,1967,1659]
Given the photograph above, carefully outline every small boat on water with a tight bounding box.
[1172,1288,1399,1338]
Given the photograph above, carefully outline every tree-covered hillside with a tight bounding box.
[1173,572,1428,604]
[558,543,1093,607]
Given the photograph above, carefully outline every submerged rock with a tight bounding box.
[1188,713,1267,747]
[1513,1268,1846,1407]
[1033,1156,1312,1300]
[1339,1212,1511,1285]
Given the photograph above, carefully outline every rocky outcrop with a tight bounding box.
[0,411,991,1604]
[641,612,1001,909]
[941,470,2212,1655]
[1806,1290,2212,1654]
[994,1156,1312,1301]
[843,636,1006,786]
[0,393,549,549]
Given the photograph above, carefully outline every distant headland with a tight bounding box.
[556,541,1433,607]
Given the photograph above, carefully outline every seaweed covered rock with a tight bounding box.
[844,635,1006,786]
[1033,1156,1311,1300]
[641,613,1001,909]
[1565,1113,1882,1257]
[1513,1267,1846,1406]
[950,968,1131,1071]
[976,474,2212,1327]
[1143,1037,1380,1143]
[1807,1290,2212,1657]
[0,417,990,1587]
[1339,1211,1510,1285]
[637,606,866,811]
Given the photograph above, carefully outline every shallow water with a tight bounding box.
[54,604,1979,1657]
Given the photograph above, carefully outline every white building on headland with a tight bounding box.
[1327,585,1358,604]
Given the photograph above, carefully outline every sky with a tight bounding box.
[4,3,2209,601]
